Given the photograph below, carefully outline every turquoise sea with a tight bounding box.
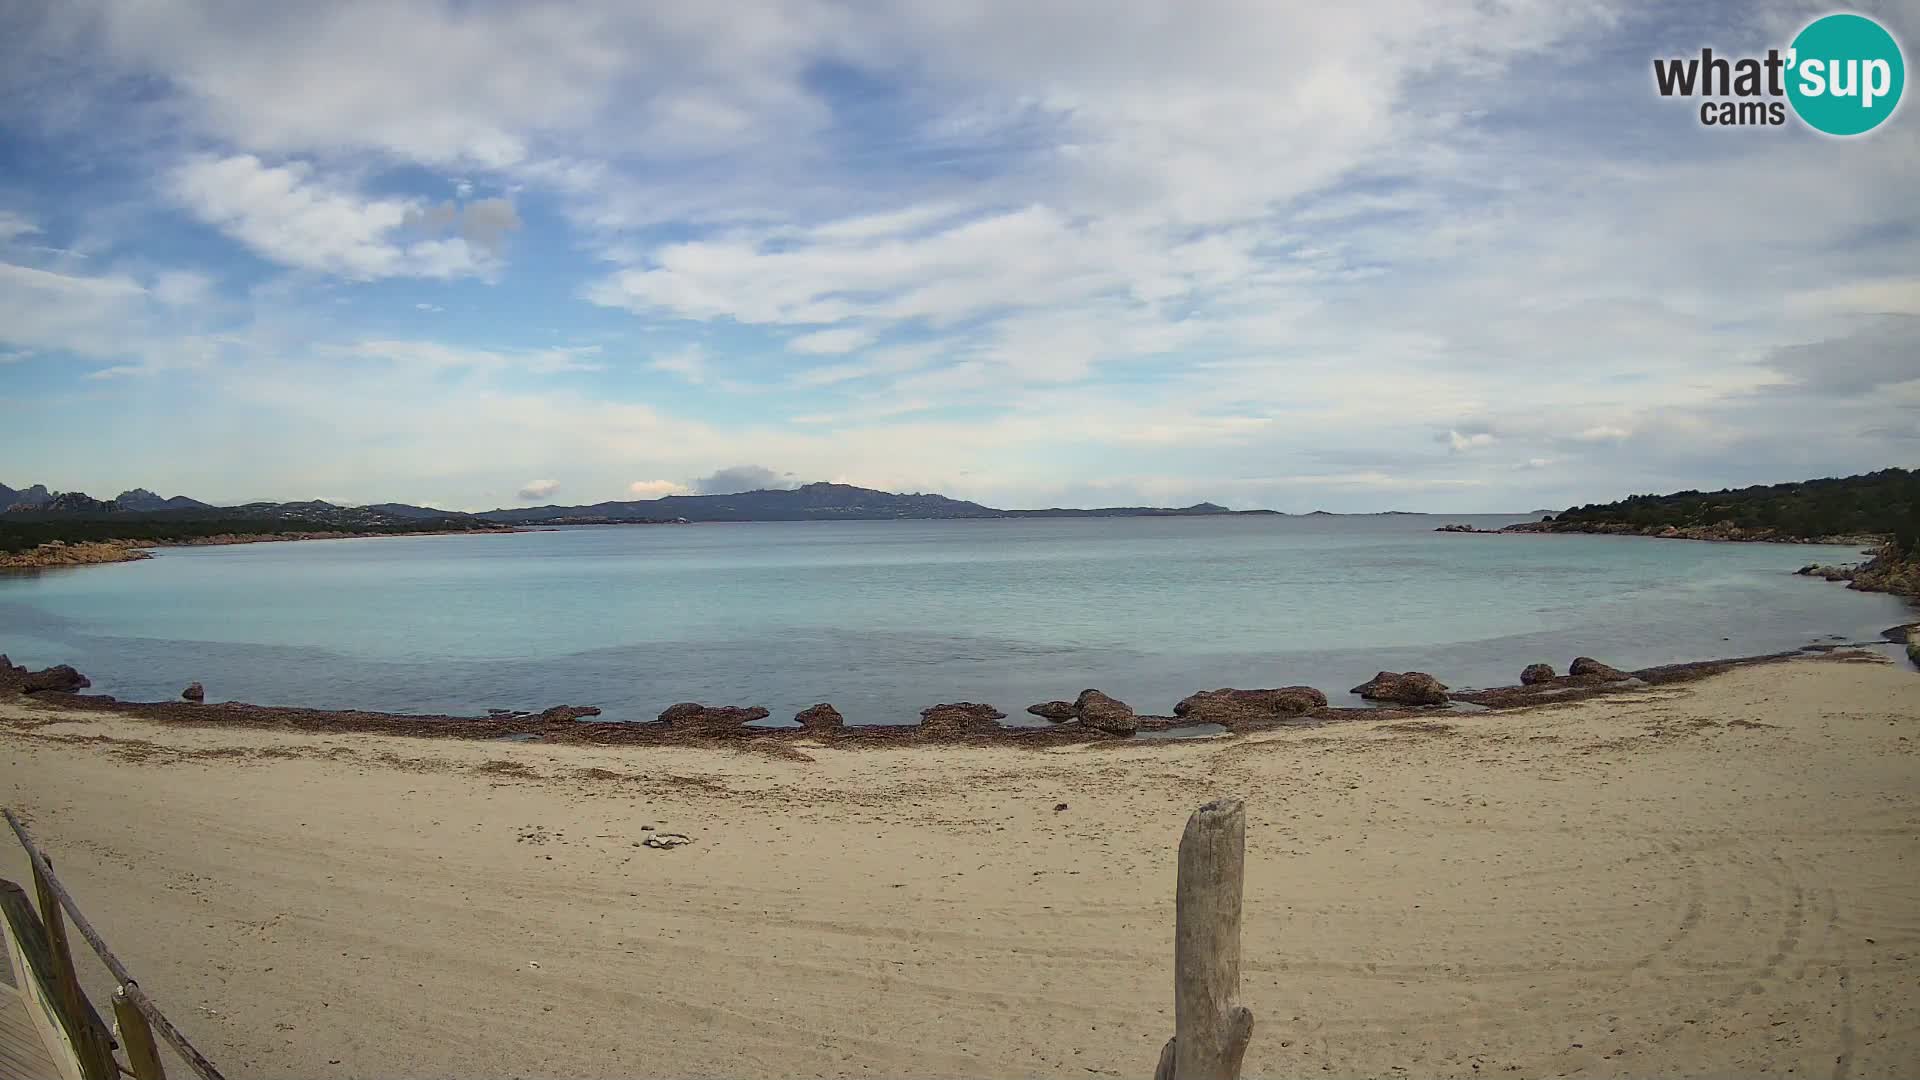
[0,516,1908,725]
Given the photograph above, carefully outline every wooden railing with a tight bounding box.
[3,798,1252,1080]
[3,808,226,1080]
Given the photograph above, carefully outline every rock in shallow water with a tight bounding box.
[1568,656,1630,682]
[918,702,1005,736]
[1073,689,1138,736]
[1174,686,1327,725]
[794,703,844,732]
[1025,700,1078,722]
[182,681,205,702]
[1520,663,1556,685]
[20,665,90,694]
[658,702,769,729]
[1349,671,1449,706]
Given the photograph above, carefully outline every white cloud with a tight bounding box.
[787,327,876,355]
[694,464,794,494]
[627,479,691,498]
[1574,425,1632,443]
[789,342,944,387]
[341,339,603,374]
[170,155,494,280]
[150,269,213,307]
[517,479,561,500]
[0,211,40,243]
[0,261,148,357]
[8,1,1920,511]
[648,345,708,384]
[1447,430,1497,453]
[1787,278,1920,318]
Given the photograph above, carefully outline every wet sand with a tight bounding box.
[1,654,1917,1078]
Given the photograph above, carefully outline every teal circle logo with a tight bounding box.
[1787,13,1905,135]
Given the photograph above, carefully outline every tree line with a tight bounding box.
[1551,467,1920,552]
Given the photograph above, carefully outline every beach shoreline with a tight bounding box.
[1,653,1915,1078]
[4,640,1910,751]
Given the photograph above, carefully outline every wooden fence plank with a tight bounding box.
[114,986,168,1080]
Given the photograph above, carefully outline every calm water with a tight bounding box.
[0,516,1908,725]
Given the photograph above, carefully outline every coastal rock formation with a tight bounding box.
[0,540,153,569]
[1568,657,1630,682]
[1506,519,1880,545]
[1842,544,1920,601]
[0,655,25,690]
[1349,671,1449,706]
[20,665,91,694]
[1026,700,1078,722]
[1520,663,1556,685]
[1073,689,1139,736]
[1797,563,1858,582]
[794,703,844,732]
[658,702,770,730]
[918,702,1006,737]
[182,682,205,702]
[1174,686,1327,726]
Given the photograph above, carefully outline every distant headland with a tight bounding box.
[1433,467,1920,604]
[0,480,1305,567]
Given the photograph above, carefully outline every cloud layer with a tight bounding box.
[0,0,1915,511]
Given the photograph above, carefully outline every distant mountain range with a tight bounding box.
[2,480,1289,524]
[1,484,212,514]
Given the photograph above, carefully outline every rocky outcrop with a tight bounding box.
[1073,689,1138,736]
[2,484,52,511]
[537,705,602,721]
[20,665,91,694]
[794,703,844,732]
[918,702,1006,736]
[182,682,205,702]
[1506,519,1880,545]
[1349,671,1449,706]
[1520,663,1556,685]
[1568,656,1630,682]
[1020,691,1139,735]
[0,655,26,690]
[1025,700,1078,721]
[658,702,770,730]
[1174,686,1328,726]
[0,540,153,569]
[1796,563,1858,582]
[1843,545,1920,601]
[34,491,114,514]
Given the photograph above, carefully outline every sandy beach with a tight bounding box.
[2,654,1917,1079]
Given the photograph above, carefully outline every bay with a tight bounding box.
[0,515,1906,725]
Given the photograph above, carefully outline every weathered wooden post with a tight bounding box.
[114,985,169,1080]
[1154,798,1253,1080]
[34,855,118,1080]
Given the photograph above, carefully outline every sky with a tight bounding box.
[0,0,1915,513]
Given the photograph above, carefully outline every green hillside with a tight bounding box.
[1549,468,1919,551]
